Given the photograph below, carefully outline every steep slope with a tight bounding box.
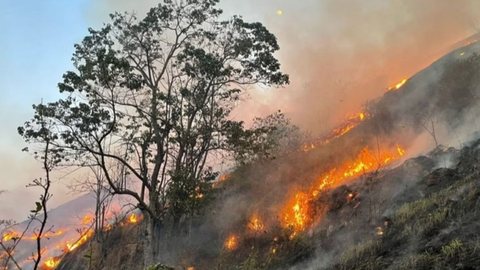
[327,141,480,270]
[52,40,480,270]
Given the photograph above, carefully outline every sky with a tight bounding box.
[1,0,480,221]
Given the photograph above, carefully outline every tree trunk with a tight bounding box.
[143,214,162,268]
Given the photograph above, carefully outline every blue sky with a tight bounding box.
[0,0,90,104]
[1,0,479,221]
[0,0,92,219]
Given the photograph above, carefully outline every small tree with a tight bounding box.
[20,0,288,265]
[421,112,439,148]
[1,104,56,270]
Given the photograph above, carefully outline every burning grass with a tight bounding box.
[224,234,239,251]
[281,145,406,236]
[301,111,370,153]
[20,211,144,270]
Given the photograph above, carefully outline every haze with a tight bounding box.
[1,0,479,221]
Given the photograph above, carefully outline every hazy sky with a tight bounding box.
[1,0,480,221]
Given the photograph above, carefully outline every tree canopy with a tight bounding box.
[19,0,289,249]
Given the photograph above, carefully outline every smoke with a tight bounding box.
[84,0,480,134]
[220,0,480,134]
[32,1,480,268]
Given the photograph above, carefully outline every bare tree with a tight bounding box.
[0,125,54,270]
[421,112,439,148]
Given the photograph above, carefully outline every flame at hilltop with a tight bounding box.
[389,78,408,91]
[302,111,369,152]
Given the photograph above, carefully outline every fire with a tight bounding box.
[281,145,406,235]
[247,213,265,232]
[224,234,239,251]
[332,123,356,138]
[332,111,368,139]
[300,111,369,153]
[2,231,19,242]
[24,229,65,241]
[282,192,312,233]
[213,173,231,188]
[389,78,408,91]
[65,229,94,252]
[128,213,138,224]
[81,214,94,226]
[43,257,60,269]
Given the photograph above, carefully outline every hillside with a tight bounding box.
[326,142,480,270]
[49,40,480,270]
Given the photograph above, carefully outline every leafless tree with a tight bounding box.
[421,112,439,148]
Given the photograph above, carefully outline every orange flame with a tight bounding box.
[81,214,94,226]
[247,213,265,232]
[281,145,406,236]
[2,231,20,242]
[224,234,239,251]
[128,213,138,224]
[301,111,369,153]
[65,229,94,252]
[43,257,61,269]
[213,174,231,188]
[389,78,408,91]
[281,192,312,234]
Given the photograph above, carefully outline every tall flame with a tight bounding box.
[281,145,406,236]
[282,192,312,233]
